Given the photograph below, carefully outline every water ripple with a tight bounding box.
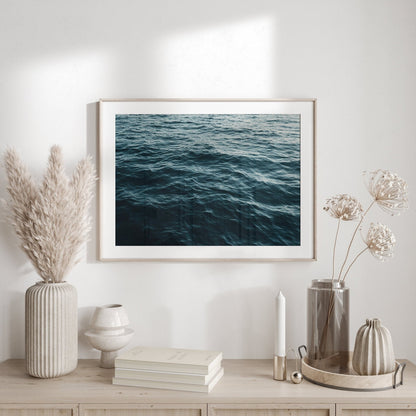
[115,114,300,246]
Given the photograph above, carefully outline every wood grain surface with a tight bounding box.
[0,359,415,406]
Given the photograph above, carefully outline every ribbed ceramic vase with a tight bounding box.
[25,281,78,378]
[352,318,395,375]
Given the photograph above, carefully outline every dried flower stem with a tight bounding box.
[319,283,343,361]
[341,247,369,282]
[337,200,375,281]
[331,218,341,281]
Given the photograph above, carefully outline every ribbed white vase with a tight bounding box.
[352,318,395,375]
[25,281,78,378]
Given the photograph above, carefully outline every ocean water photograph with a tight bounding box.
[115,113,301,247]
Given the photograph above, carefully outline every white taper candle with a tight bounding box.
[274,291,286,357]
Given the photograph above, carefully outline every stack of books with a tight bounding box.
[112,346,224,393]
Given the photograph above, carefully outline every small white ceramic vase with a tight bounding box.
[26,281,78,378]
[85,304,134,368]
[352,318,395,375]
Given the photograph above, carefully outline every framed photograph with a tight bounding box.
[99,99,316,261]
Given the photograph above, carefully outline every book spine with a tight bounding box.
[114,369,209,385]
[114,361,211,375]
[112,377,209,393]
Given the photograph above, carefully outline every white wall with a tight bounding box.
[1,0,415,363]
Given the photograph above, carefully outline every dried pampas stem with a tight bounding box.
[3,146,96,283]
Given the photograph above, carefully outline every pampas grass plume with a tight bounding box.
[3,146,96,283]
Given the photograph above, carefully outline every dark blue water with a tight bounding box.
[115,114,300,246]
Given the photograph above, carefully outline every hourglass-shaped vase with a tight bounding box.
[85,304,134,368]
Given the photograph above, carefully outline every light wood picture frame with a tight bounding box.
[99,99,316,261]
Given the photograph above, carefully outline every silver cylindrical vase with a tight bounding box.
[25,281,78,378]
[307,279,349,372]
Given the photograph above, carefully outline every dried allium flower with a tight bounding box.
[364,222,396,261]
[364,170,408,215]
[323,194,363,221]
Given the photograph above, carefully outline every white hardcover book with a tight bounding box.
[113,367,224,393]
[114,363,221,385]
[115,346,223,375]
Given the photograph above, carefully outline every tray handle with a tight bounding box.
[298,345,307,359]
[393,361,406,389]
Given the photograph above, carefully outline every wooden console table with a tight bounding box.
[1,359,416,415]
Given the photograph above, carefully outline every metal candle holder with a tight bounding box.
[273,355,287,381]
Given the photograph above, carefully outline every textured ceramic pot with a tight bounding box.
[25,281,78,378]
[85,304,134,368]
[352,318,395,375]
[307,279,349,372]
[90,304,130,335]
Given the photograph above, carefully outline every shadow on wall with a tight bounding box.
[0,222,33,278]
[132,305,173,349]
[86,102,99,264]
[79,303,174,358]
[84,7,279,262]
[78,306,96,357]
[206,286,274,358]
[7,291,25,359]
